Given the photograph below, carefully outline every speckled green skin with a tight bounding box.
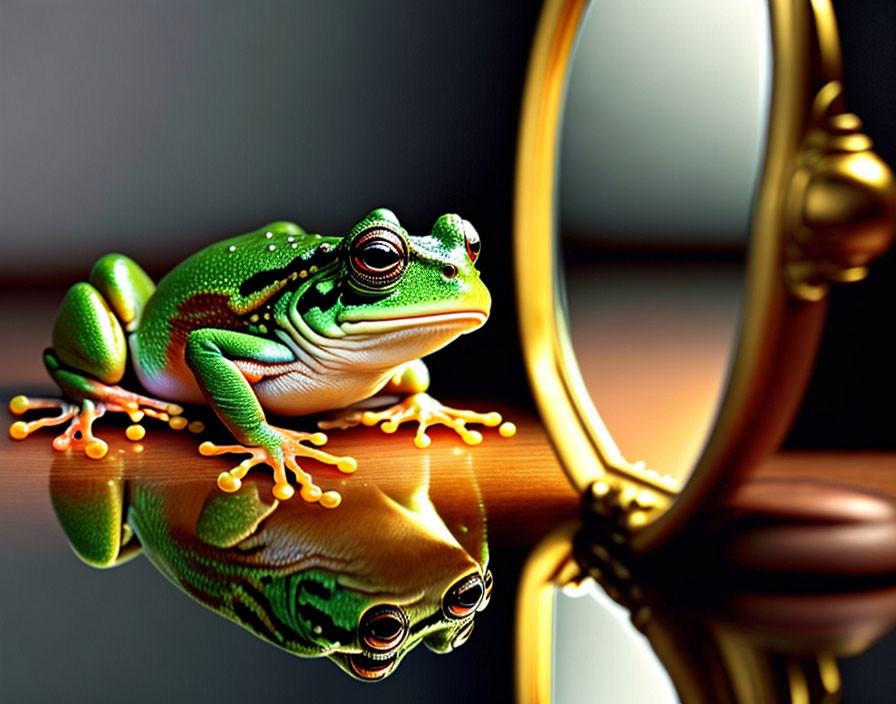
[49,453,491,680]
[47,208,490,458]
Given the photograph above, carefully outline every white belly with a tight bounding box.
[252,367,392,416]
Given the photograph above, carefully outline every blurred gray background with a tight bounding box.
[1,1,530,277]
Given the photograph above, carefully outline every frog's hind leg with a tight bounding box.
[9,350,187,458]
[11,262,187,456]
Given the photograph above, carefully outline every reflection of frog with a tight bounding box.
[12,209,512,505]
[49,451,492,681]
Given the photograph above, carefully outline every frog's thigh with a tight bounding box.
[53,282,128,384]
[383,359,431,395]
[49,465,141,568]
[185,329,295,446]
[88,254,156,332]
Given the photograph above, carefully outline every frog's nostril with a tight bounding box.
[461,219,481,264]
[443,573,485,619]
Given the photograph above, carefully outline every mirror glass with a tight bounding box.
[549,539,896,703]
[558,0,772,483]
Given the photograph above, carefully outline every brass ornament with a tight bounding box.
[785,81,896,302]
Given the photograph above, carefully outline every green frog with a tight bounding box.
[49,449,492,681]
[11,209,513,505]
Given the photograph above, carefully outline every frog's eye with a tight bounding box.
[461,219,481,264]
[359,604,409,652]
[443,573,485,619]
[349,228,409,292]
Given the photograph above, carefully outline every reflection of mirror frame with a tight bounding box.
[514,0,896,554]
[518,520,896,703]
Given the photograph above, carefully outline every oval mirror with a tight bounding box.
[515,0,896,552]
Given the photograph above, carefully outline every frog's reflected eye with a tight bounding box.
[462,219,481,264]
[451,620,475,650]
[478,570,493,612]
[443,573,485,619]
[359,604,409,652]
[349,228,409,292]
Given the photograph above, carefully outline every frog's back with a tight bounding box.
[131,221,317,401]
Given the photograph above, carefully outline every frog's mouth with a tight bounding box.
[339,310,488,336]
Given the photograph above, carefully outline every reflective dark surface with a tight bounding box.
[7,419,896,702]
[1,395,569,701]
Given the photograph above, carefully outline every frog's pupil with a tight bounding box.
[370,616,402,641]
[444,574,485,618]
[360,605,408,652]
[457,583,483,608]
[361,242,399,271]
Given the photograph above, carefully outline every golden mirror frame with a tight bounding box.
[514,0,896,701]
[514,0,896,554]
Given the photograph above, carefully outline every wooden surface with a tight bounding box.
[0,397,579,546]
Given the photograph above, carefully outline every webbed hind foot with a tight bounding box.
[11,396,114,458]
[9,385,191,459]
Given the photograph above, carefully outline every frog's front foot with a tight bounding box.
[199,428,357,508]
[9,391,187,459]
[349,392,516,449]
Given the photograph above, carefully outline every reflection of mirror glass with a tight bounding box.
[559,0,772,482]
[549,532,896,704]
[553,581,678,703]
